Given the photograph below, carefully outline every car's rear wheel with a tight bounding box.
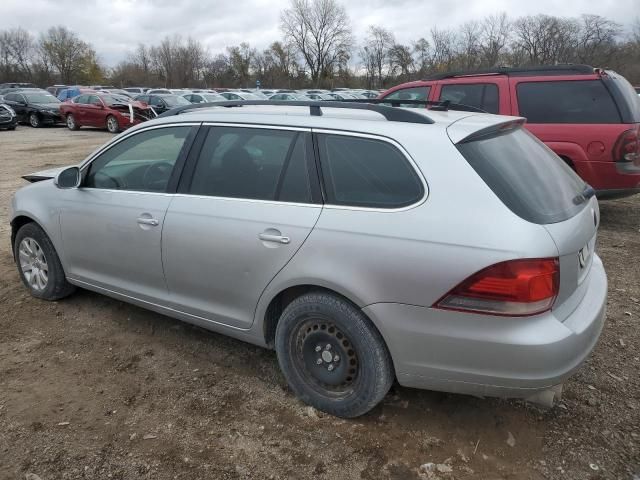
[29,113,41,128]
[106,115,119,134]
[66,113,79,130]
[275,292,394,418]
[14,223,75,301]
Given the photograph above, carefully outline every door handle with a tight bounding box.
[137,217,159,226]
[258,233,290,244]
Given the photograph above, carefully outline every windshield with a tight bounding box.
[163,95,191,106]
[457,127,587,224]
[25,93,60,104]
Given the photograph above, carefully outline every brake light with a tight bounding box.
[435,258,559,316]
[613,126,640,165]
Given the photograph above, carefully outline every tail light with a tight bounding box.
[613,125,640,165]
[435,258,559,316]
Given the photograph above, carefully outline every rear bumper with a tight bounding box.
[362,255,607,398]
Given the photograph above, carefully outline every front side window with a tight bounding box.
[317,134,424,208]
[516,80,621,124]
[189,127,313,203]
[383,86,430,108]
[150,96,165,107]
[74,95,88,104]
[85,126,191,192]
[440,83,499,114]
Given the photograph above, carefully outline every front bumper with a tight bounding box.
[0,115,17,128]
[362,255,607,398]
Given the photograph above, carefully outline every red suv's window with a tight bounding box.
[440,84,499,114]
[516,80,621,124]
[384,86,430,107]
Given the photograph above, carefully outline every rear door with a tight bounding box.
[162,124,322,329]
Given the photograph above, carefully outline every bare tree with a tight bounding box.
[1,28,35,79]
[412,38,431,77]
[457,21,482,70]
[479,13,510,67]
[360,26,394,88]
[280,0,353,86]
[388,43,415,82]
[430,27,457,71]
[39,26,96,83]
[227,42,256,87]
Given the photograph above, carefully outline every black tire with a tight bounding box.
[106,115,119,133]
[29,112,41,128]
[14,222,75,301]
[275,292,394,418]
[66,113,79,131]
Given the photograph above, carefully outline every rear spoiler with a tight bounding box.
[447,116,526,144]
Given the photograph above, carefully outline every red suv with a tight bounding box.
[381,65,640,198]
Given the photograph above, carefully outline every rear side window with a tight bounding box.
[189,127,313,203]
[457,128,587,224]
[317,134,423,208]
[383,86,430,108]
[517,80,621,124]
[440,83,499,114]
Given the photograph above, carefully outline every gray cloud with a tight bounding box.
[1,0,637,66]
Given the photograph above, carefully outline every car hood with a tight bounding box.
[22,166,67,183]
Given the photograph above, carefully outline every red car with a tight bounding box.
[60,92,154,133]
[381,65,640,198]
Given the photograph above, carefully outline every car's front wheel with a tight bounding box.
[29,113,41,128]
[106,115,119,134]
[275,292,394,418]
[14,222,75,300]
[66,113,79,130]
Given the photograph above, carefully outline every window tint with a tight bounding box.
[189,127,312,202]
[74,95,88,104]
[383,87,430,107]
[517,80,621,124]
[85,126,191,192]
[457,128,586,224]
[4,93,18,102]
[317,134,423,208]
[88,95,101,106]
[440,83,499,114]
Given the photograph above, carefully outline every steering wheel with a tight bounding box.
[142,162,173,190]
[93,171,122,189]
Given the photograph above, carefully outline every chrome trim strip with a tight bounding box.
[68,278,250,331]
[201,122,311,132]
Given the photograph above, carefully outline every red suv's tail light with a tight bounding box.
[435,258,559,316]
[613,125,640,165]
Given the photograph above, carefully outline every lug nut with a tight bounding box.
[316,358,323,365]
[325,344,331,350]
[333,355,340,362]
[328,364,334,371]
[315,345,321,352]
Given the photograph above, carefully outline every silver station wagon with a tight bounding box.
[10,100,607,418]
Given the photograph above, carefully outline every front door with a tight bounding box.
[162,125,322,329]
[60,125,196,302]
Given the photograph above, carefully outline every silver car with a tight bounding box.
[10,101,607,418]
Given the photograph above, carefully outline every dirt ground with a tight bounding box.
[0,126,638,480]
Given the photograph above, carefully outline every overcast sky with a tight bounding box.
[1,0,638,66]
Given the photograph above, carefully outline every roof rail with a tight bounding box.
[423,64,595,80]
[343,98,487,113]
[156,99,435,124]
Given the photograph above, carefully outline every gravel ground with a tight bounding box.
[0,126,638,480]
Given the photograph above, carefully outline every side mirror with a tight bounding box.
[54,166,81,189]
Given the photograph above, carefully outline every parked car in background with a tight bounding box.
[59,93,154,133]
[326,92,359,101]
[182,92,226,104]
[133,93,191,114]
[0,82,37,91]
[90,85,116,91]
[219,91,263,101]
[304,93,335,101]
[57,87,97,102]
[381,65,640,198]
[46,85,68,97]
[2,90,62,127]
[123,87,149,95]
[0,102,18,130]
[100,88,135,98]
[147,89,172,95]
[268,93,309,101]
[11,100,607,418]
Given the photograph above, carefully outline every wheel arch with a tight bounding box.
[11,214,40,258]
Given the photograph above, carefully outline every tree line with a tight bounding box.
[1,0,639,90]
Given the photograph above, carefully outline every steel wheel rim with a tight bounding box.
[67,115,75,129]
[18,237,48,291]
[292,317,359,396]
[107,117,117,132]
[30,114,39,127]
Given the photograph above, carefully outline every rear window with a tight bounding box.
[440,84,499,114]
[457,128,587,224]
[517,80,620,124]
